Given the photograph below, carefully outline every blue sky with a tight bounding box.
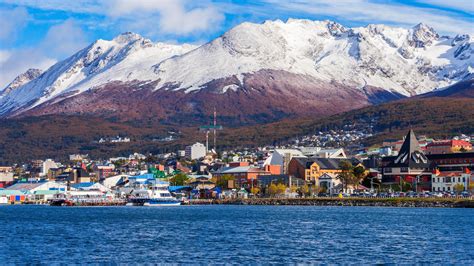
[0,0,473,88]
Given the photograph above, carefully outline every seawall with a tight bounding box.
[190,198,474,208]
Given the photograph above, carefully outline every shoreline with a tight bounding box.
[190,197,474,208]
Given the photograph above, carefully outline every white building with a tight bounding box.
[185,142,207,160]
[432,172,470,192]
[266,149,304,174]
[42,159,59,176]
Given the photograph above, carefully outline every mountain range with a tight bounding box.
[1,19,472,126]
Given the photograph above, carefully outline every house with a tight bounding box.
[288,157,349,183]
[213,165,281,188]
[381,130,432,191]
[318,173,343,194]
[426,140,472,154]
[432,169,471,193]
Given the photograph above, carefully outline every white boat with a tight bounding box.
[126,174,180,206]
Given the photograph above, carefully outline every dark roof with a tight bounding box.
[294,157,348,170]
[387,130,430,168]
[427,152,474,160]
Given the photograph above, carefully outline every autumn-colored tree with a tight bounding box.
[250,187,260,196]
[290,185,298,193]
[454,183,465,194]
[276,183,287,195]
[268,183,278,197]
[300,184,310,197]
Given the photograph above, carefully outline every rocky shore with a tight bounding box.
[197,198,474,208]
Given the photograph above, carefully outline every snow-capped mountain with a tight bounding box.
[0,19,472,125]
[0,32,196,115]
[1,68,43,98]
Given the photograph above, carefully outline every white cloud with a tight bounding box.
[4,0,225,37]
[40,19,89,58]
[264,0,474,36]
[0,48,56,90]
[105,0,224,36]
[0,7,29,42]
[0,19,89,89]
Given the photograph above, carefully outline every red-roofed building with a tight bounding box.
[426,140,472,154]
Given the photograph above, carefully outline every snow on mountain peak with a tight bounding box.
[1,68,43,97]
[410,23,439,47]
[0,19,472,117]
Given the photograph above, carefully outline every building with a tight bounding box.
[432,169,471,193]
[426,140,472,154]
[427,152,474,171]
[312,148,347,159]
[0,167,14,188]
[42,159,59,176]
[288,157,348,183]
[69,154,89,161]
[257,174,305,187]
[266,149,304,174]
[93,164,115,180]
[213,165,281,188]
[185,142,207,160]
[381,130,432,191]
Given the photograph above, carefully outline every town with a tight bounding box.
[0,129,473,205]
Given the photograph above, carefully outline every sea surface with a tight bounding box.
[1,205,473,264]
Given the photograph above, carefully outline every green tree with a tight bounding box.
[351,165,366,190]
[169,173,189,186]
[337,160,354,193]
[216,174,235,189]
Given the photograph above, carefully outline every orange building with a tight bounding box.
[426,140,472,154]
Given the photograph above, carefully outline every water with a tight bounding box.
[1,205,473,264]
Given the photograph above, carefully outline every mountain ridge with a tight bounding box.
[0,19,472,125]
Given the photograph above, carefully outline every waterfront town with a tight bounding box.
[0,129,473,205]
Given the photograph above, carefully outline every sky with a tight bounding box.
[0,0,472,89]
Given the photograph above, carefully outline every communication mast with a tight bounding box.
[199,107,223,153]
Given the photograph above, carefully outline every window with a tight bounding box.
[401,167,408,172]
[447,187,450,191]
[385,168,392,173]
[463,177,465,182]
